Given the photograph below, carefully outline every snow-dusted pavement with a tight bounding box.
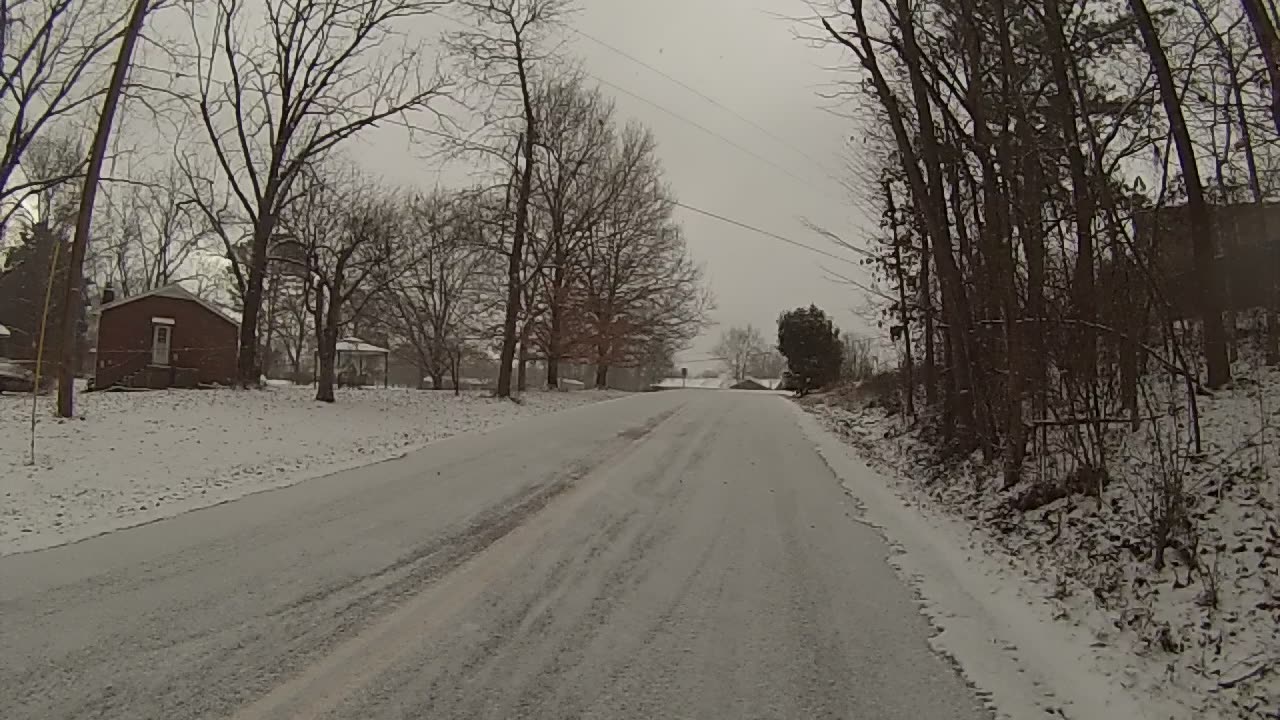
[805,361,1280,719]
[0,386,622,555]
[0,391,995,720]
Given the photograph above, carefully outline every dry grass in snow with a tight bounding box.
[1,385,622,555]
[804,360,1279,719]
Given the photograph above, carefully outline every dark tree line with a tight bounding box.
[813,0,1280,507]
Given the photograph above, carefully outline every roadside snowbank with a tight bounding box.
[799,363,1279,719]
[1,386,622,555]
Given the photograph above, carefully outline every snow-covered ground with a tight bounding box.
[1,386,623,555]
[800,361,1279,719]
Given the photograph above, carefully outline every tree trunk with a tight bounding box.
[497,46,539,399]
[450,351,461,396]
[1238,0,1280,365]
[57,0,151,417]
[315,335,337,402]
[896,0,978,443]
[1268,308,1280,365]
[886,179,916,418]
[262,270,279,379]
[314,286,339,403]
[1043,0,1097,381]
[239,217,277,387]
[1121,318,1140,428]
[1241,0,1280,137]
[990,0,1024,483]
[916,211,937,407]
[1131,0,1231,388]
[546,264,565,389]
[517,333,529,393]
[822,2,975,437]
[1017,118,1047,405]
[594,362,609,388]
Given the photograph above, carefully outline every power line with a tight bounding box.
[672,200,863,268]
[433,13,852,203]
[585,74,841,201]
[568,26,836,178]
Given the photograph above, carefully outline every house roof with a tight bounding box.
[99,284,239,327]
[336,337,388,355]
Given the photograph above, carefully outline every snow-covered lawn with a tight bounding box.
[1,386,623,555]
[800,362,1279,719]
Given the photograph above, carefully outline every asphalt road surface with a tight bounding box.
[0,391,992,720]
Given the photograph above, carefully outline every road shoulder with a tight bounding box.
[790,400,1191,720]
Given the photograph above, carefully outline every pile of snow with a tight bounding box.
[1,385,623,555]
[803,360,1279,719]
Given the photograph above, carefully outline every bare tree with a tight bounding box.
[1130,0,1232,388]
[0,0,123,230]
[186,0,453,386]
[280,166,413,402]
[528,74,622,388]
[383,189,498,390]
[577,157,713,387]
[57,0,153,418]
[714,325,767,382]
[7,132,83,232]
[95,163,210,295]
[449,0,572,397]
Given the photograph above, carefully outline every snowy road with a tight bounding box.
[0,391,991,719]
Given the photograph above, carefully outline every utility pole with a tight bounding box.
[56,0,151,417]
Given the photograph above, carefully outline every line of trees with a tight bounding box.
[0,0,713,408]
[813,0,1280,509]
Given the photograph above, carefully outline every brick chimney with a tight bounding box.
[101,284,116,305]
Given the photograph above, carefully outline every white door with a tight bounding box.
[151,325,171,365]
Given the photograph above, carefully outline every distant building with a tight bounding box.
[1133,202,1280,317]
[92,284,239,390]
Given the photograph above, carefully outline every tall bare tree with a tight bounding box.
[529,74,619,388]
[1130,0,1232,388]
[279,165,413,402]
[186,0,452,386]
[383,190,498,390]
[57,0,153,418]
[449,0,571,397]
[576,144,713,387]
[0,0,123,230]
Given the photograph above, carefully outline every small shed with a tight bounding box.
[330,337,389,387]
[93,284,239,390]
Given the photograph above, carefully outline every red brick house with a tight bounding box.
[92,284,239,390]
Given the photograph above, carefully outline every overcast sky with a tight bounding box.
[354,0,882,369]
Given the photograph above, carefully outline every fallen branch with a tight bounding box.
[1218,661,1273,689]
